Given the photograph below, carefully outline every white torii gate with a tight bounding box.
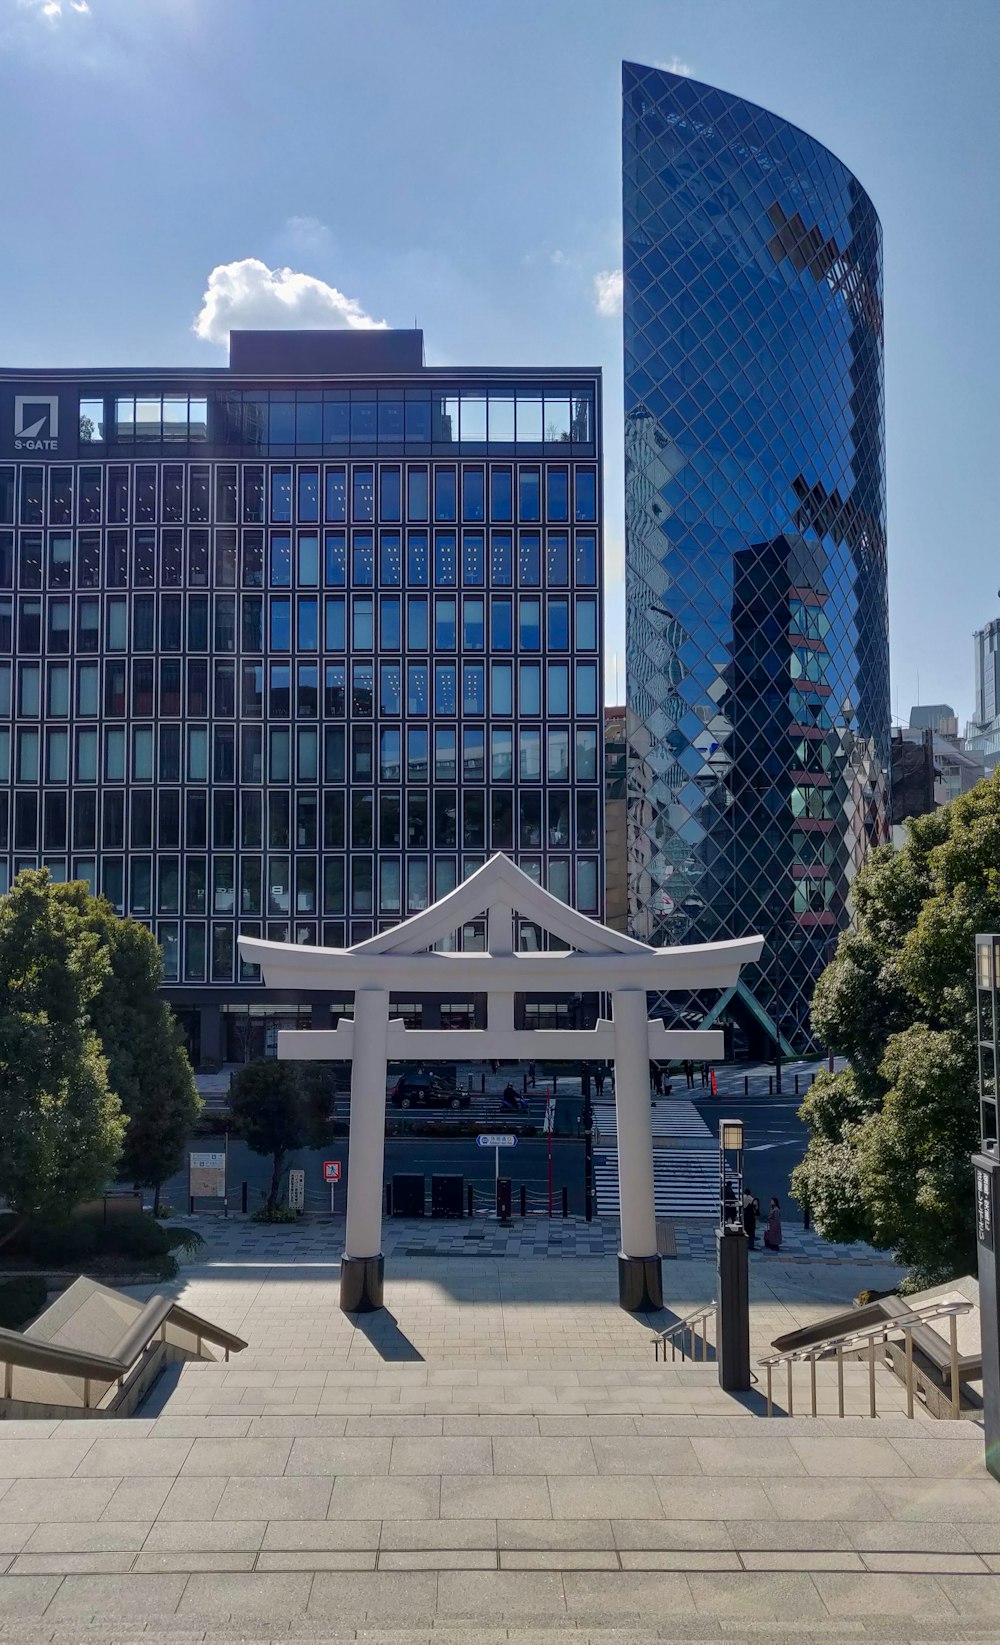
[238,854,762,1313]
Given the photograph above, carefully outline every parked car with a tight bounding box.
[389,1072,470,1111]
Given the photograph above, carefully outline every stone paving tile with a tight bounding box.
[562,1568,693,1618]
[379,1519,497,1550]
[389,1438,492,1475]
[142,1520,266,1552]
[180,1438,292,1476]
[22,1523,150,1554]
[590,1436,702,1476]
[860,1551,988,1573]
[656,1478,772,1520]
[216,1478,333,1521]
[689,1569,831,1617]
[71,1439,193,1478]
[761,1477,889,1522]
[43,1572,188,1619]
[177,1570,312,1617]
[492,1438,596,1477]
[740,1550,865,1571]
[260,1518,380,1552]
[307,1569,438,1622]
[436,1569,566,1617]
[0,1441,97,1480]
[156,1476,228,1521]
[547,1477,663,1521]
[873,1478,1000,1522]
[0,1480,117,1524]
[612,1518,737,1551]
[788,1436,916,1478]
[286,1438,392,1476]
[618,1549,742,1571]
[691,1435,807,1476]
[11,1554,135,1575]
[133,1551,258,1574]
[328,1475,439,1522]
[439,1475,550,1521]
[812,1570,960,1615]
[0,1530,34,1557]
[724,1518,853,1552]
[0,1575,62,1617]
[379,1549,497,1570]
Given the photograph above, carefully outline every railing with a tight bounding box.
[758,1299,973,1420]
[653,1303,715,1363]
[0,1293,247,1410]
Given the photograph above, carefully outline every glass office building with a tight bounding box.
[623,64,888,1054]
[0,331,603,1062]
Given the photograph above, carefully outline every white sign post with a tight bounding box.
[477,1131,517,1189]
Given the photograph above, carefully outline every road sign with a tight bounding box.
[287,1168,305,1211]
[323,1160,342,1183]
[476,1134,517,1148]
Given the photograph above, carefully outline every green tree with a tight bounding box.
[84,908,201,1213]
[0,871,126,1221]
[229,1059,331,1207]
[792,775,1000,1287]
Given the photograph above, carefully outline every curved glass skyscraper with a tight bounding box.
[623,63,889,1055]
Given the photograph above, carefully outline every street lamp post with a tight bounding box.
[716,1117,750,1391]
[974,935,1000,1478]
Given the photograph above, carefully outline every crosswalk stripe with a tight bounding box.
[594,1148,720,1219]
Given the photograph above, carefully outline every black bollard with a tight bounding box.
[561,1186,568,1218]
[241,1181,248,1214]
[520,1184,527,1217]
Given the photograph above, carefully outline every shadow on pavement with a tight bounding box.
[349,1308,425,1361]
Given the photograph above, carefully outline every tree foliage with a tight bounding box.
[83,906,201,1208]
[793,775,1000,1286]
[229,1059,332,1206]
[0,871,126,1219]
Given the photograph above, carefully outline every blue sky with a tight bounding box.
[1,0,996,721]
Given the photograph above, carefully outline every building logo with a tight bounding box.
[14,395,59,451]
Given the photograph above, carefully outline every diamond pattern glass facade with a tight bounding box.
[623,63,889,1054]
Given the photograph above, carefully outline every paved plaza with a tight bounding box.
[0,1217,998,1641]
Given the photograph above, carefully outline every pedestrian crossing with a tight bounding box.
[591,1090,721,1219]
[590,1096,716,1149]
[594,1148,720,1219]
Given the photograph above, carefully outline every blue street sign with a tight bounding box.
[476,1134,517,1148]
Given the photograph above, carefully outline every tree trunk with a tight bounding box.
[152,1182,161,1217]
[269,1152,284,1207]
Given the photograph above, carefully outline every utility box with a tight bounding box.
[391,1174,425,1217]
[431,1175,464,1218]
[496,1176,513,1222]
[555,1094,583,1136]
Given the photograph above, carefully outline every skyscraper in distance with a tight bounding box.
[623,62,889,1055]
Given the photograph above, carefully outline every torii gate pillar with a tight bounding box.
[339,988,390,1312]
[612,989,662,1310]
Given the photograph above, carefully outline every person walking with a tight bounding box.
[595,1064,606,1098]
[763,1197,783,1251]
[700,1061,710,1088]
[683,1059,695,1090]
[742,1189,759,1249]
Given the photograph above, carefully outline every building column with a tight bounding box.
[612,988,662,1311]
[198,1004,222,1067]
[340,987,390,1313]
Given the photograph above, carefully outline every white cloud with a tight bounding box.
[193,258,387,345]
[18,0,90,20]
[593,269,623,319]
[282,216,334,255]
[655,56,692,76]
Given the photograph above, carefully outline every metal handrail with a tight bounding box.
[0,1293,247,1408]
[653,1302,715,1363]
[758,1299,972,1420]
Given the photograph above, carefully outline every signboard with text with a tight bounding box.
[189,1150,226,1200]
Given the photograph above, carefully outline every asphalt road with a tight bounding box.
[692,1091,810,1211]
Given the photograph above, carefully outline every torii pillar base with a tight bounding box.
[340,1254,384,1314]
[618,1253,663,1313]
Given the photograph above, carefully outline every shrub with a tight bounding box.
[0,1275,48,1329]
[162,1226,205,1256]
[251,1202,300,1224]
